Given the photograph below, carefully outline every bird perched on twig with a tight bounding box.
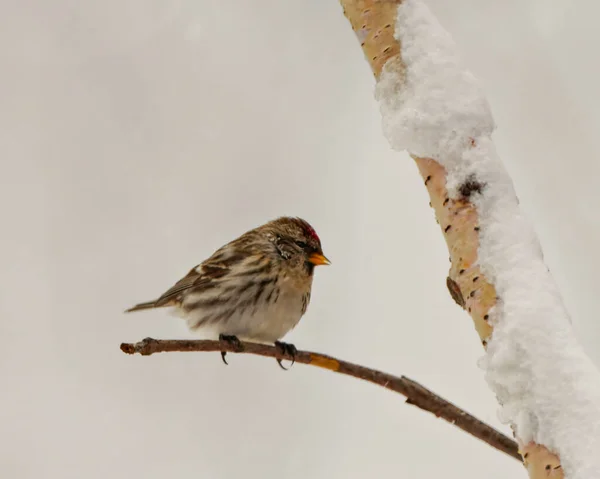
[125,217,330,369]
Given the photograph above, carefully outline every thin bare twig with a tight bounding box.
[120,337,520,462]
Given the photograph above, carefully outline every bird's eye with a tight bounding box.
[295,240,308,249]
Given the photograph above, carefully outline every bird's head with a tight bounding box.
[266,217,330,273]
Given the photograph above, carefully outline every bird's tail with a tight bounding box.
[124,300,166,313]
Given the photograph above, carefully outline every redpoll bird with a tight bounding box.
[125,217,330,368]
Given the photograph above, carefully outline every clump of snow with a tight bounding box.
[375,0,495,164]
[375,1,600,478]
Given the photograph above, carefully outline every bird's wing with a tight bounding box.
[154,247,250,307]
[154,263,227,307]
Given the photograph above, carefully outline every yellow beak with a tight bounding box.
[308,252,331,266]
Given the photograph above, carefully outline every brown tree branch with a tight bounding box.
[121,337,520,462]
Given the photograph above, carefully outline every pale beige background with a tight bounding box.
[1,1,598,478]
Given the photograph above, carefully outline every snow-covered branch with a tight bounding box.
[339,1,600,478]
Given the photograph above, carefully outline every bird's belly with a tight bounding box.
[180,285,306,343]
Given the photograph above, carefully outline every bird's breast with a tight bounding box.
[180,270,312,343]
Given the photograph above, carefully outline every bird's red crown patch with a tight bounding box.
[293,217,320,244]
[305,224,320,243]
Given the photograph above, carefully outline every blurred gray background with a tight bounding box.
[1,0,598,477]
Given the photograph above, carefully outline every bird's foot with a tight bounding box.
[219,334,242,365]
[274,341,298,370]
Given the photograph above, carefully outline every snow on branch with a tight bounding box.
[340,1,600,478]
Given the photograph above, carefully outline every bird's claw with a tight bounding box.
[219,334,242,365]
[275,341,297,370]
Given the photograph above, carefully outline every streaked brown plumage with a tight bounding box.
[125,217,330,366]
